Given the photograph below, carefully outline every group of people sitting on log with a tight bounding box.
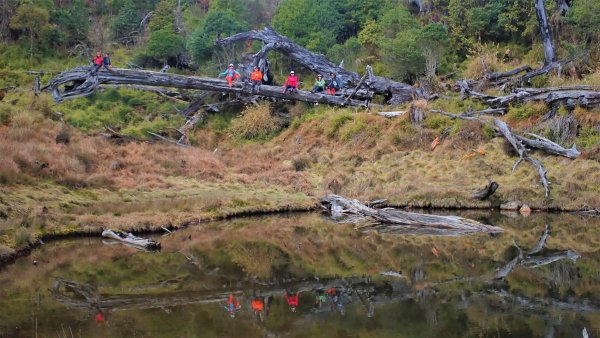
[224,287,345,319]
[219,63,342,95]
[91,51,112,74]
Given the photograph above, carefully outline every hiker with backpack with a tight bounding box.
[326,73,340,95]
[219,64,241,88]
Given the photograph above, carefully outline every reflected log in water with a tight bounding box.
[495,224,580,279]
[321,194,504,235]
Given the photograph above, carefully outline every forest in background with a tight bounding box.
[1,0,600,82]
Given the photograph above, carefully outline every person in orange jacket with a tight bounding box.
[250,67,263,93]
[283,71,299,94]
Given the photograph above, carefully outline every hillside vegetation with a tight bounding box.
[1,0,600,258]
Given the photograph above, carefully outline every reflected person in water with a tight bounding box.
[224,293,242,318]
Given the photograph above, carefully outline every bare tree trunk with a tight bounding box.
[535,0,557,65]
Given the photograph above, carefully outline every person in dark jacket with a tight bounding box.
[103,52,112,72]
[326,73,340,95]
[283,71,299,94]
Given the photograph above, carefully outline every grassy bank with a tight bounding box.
[1,73,600,260]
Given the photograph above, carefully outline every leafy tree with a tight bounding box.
[189,10,248,61]
[566,0,600,45]
[113,0,140,43]
[147,29,185,64]
[52,0,90,46]
[417,23,450,79]
[9,2,52,56]
[148,0,176,32]
[327,37,364,73]
[272,0,343,53]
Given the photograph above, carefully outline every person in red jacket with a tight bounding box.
[92,51,104,74]
[283,71,299,94]
[284,291,299,312]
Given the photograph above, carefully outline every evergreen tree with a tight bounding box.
[113,0,140,43]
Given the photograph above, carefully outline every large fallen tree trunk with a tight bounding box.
[321,194,503,236]
[215,27,415,104]
[45,67,371,107]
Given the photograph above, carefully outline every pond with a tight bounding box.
[1,211,599,338]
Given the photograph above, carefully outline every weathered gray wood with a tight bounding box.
[321,194,504,236]
[101,229,161,250]
[215,27,415,104]
[535,0,557,64]
[486,65,532,81]
[472,181,499,200]
[488,87,600,108]
[343,73,369,106]
[495,118,550,197]
[516,133,580,159]
[45,67,370,108]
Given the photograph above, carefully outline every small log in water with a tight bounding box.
[101,229,161,250]
[320,194,503,236]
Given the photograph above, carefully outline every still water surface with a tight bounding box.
[1,211,599,337]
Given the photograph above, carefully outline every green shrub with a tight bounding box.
[14,227,32,247]
[577,126,600,149]
[228,104,282,140]
[507,102,547,120]
[326,111,353,138]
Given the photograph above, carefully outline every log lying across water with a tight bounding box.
[102,229,161,250]
[44,67,370,107]
[320,194,503,236]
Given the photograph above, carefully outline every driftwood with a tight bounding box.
[376,111,406,118]
[486,65,532,81]
[487,86,600,108]
[472,181,499,200]
[45,67,370,107]
[215,27,415,104]
[101,229,161,250]
[495,225,580,279]
[321,194,503,236]
[495,118,550,197]
[515,133,580,159]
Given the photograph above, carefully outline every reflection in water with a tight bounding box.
[0,212,599,337]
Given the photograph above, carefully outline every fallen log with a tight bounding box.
[216,27,415,104]
[101,229,161,250]
[487,86,600,108]
[472,181,499,200]
[320,194,503,236]
[515,133,580,159]
[494,118,550,197]
[45,67,370,107]
[430,109,579,160]
[486,65,532,81]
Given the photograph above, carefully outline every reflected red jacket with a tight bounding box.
[285,293,299,306]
